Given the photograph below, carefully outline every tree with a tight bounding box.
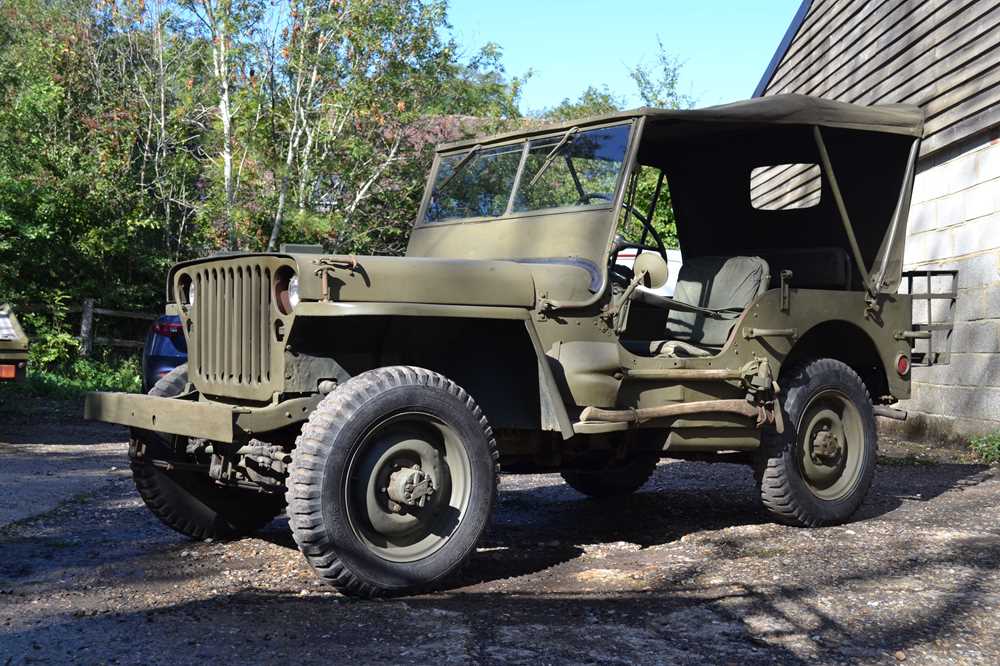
[177,0,265,250]
[544,85,621,122]
[0,0,527,312]
[628,35,694,110]
[262,2,527,253]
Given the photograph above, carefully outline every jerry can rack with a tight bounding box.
[900,269,958,366]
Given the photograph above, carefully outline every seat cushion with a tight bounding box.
[652,340,715,358]
[666,256,770,347]
[621,339,716,358]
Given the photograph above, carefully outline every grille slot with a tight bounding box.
[191,262,272,387]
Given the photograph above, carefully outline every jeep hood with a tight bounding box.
[168,252,598,308]
[293,254,537,307]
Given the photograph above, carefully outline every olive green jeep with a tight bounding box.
[86,95,937,597]
[0,304,28,382]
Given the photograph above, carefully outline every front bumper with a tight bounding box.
[84,392,321,443]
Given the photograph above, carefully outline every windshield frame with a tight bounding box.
[415,119,637,228]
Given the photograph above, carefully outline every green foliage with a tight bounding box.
[0,0,173,311]
[624,167,680,249]
[21,293,79,368]
[0,0,526,316]
[628,36,695,110]
[543,86,622,122]
[1,355,141,401]
[970,432,1000,465]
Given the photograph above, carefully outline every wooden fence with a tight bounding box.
[78,298,157,356]
[25,298,159,356]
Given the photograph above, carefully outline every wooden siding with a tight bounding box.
[754,0,1000,207]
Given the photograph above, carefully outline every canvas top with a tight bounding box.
[436,94,925,152]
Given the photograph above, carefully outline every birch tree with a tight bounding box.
[264,0,511,252]
[180,0,264,249]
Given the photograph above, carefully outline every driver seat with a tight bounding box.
[623,255,770,358]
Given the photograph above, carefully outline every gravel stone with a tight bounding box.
[2,414,999,664]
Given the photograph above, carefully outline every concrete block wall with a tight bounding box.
[894,134,1000,442]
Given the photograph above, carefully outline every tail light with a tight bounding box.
[896,353,910,376]
[153,321,183,337]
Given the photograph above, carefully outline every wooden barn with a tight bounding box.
[755,0,1000,439]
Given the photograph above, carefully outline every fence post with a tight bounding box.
[80,298,95,357]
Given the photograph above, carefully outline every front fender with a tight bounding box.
[288,304,575,439]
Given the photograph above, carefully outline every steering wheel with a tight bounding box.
[577,192,612,205]
[609,261,634,289]
[616,225,669,265]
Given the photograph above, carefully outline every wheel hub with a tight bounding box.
[810,425,843,465]
[386,464,435,510]
[797,393,866,501]
[345,412,472,563]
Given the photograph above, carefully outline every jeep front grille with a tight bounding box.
[190,263,272,388]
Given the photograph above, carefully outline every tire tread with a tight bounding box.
[757,358,877,527]
[284,366,499,598]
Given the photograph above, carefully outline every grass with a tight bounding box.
[969,432,1000,465]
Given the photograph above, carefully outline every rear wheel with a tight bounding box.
[130,365,285,540]
[561,452,659,498]
[285,366,499,598]
[756,358,877,527]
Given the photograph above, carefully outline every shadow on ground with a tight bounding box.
[4,525,997,664]
[2,456,996,664]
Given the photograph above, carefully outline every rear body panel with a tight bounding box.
[0,305,28,382]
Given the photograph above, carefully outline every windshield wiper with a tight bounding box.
[434,144,482,194]
[527,127,578,188]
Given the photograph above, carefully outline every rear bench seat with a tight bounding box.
[623,255,770,358]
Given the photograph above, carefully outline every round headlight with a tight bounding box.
[288,275,300,309]
[275,268,298,315]
[179,275,195,305]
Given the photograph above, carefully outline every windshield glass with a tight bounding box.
[423,123,631,224]
[424,144,523,223]
[514,125,630,212]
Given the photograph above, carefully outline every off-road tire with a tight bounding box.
[285,366,499,598]
[130,365,285,540]
[561,453,659,498]
[756,358,877,527]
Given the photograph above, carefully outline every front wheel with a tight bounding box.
[285,366,499,598]
[756,358,877,527]
[130,365,286,540]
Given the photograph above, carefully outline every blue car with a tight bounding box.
[142,314,187,392]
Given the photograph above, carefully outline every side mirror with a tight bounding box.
[633,252,669,290]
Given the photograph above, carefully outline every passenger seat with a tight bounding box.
[624,256,770,358]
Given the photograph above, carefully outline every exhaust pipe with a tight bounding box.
[873,405,907,421]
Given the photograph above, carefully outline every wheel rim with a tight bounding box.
[796,389,866,501]
[344,411,471,563]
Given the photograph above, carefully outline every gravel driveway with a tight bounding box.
[1,411,998,665]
